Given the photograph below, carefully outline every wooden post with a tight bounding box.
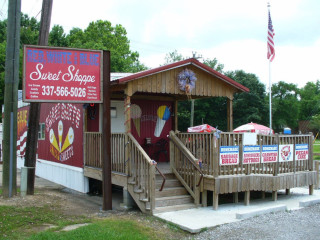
[25,0,53,195]
[233,192,239,203]
[202,190,207,207]
[272,191,277,201]
[315,161,320,189]
[102,50,112,211]
[227,98,233,132]
[244,191,250,206]
[174,100,178,132]
[149,165,156,212]
[213,191,219,210]
[2,0,21,198]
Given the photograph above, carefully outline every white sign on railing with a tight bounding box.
[279,144,294,162]
[261,145,278,163]
[295,144,309,160]
[243,145,260,164]
[219,146,239,166]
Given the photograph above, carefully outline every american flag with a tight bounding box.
[267,9,275,62]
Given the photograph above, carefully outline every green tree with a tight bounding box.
[226,70,268,129]
[272,81,300,132]
[163,50,184,65]
[67,20,147,72]
[49,25,68,47]
[299,80,320,121]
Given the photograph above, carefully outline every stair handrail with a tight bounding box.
[168,132,204,187]
[127,133,166,191]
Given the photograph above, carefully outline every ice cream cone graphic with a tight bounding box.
[62,127,74,152]
[58,120,63,152]
[49,128,59,151]
[131,104,142,137]
[154,105,171,137]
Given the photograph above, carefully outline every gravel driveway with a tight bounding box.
[188,203,320,240]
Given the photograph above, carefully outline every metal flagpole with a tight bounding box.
[267,2,275,134]
[269,60,272,133]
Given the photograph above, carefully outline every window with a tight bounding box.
[38,123,45,140]
[111,107,117,118]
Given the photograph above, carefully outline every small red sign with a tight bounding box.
[23,45,102,103]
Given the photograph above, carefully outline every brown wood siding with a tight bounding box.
[130,66,236,99]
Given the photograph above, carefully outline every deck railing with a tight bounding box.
[176,132,313,177]
[84,132,127,175]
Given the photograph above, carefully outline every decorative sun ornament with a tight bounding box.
[177,69,197,99]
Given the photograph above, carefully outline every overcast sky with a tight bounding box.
[1,0,319,89]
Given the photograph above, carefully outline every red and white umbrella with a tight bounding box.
[233,122,274,135]
[187,124,216,133]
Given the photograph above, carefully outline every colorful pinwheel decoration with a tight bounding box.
[177,69,197,99]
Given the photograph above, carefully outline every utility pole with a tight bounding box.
[24,0,53,195]
[2,0,21,198]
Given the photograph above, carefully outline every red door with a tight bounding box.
[131,99,173,162]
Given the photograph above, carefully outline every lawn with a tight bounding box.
[0,204,186,240]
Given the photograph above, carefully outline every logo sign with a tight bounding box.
[219,146,239,166]
[23,45,103,103]
[243,145,260,164]
[261,145,278,163]
[295,144,309,160]
[279,144,294,162]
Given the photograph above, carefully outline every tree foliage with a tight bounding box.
[271,81,300,132]
[226,70,268,129]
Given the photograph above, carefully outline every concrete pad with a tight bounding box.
[236,205,287,219]
[299,199,320,207]
[154,188,320,233]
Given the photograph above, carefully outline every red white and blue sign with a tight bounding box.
[295,144,309,160]
[23,45,103,103]
[279,144,294,162]
[219,146,239,166]
[261,145,278,163]
[243,145,260,164]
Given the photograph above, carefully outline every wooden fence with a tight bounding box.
[176,132,313,177]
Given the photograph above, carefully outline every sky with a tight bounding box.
[1,0,320,89]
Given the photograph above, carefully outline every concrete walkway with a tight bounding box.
[154,187,320,233]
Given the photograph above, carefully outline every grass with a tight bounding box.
[0,204,182,240]
[28,219,165,240]
[0,205,90,240]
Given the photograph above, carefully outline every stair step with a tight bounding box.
[155,195,193,207]
[153,203,197,214]
[155,187,188,198]
[156,179,182,188]
[156,173,175,180]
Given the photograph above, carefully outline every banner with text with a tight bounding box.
[23,45,102,103]
[295,144,309,161]
[261,145,278,163]
[220,146,239,166]
[243,145,260,164]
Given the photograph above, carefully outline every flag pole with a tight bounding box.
[269,59,272,133]
[267,2,275,134]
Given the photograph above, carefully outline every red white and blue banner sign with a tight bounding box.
[295,144,309,160]
[261,145,278,163]
[279,144,294,162]
[23,45,103,103]
[220,146,239,166]
[243,145,260,164]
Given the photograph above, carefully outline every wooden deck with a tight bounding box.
[83,131,317,213]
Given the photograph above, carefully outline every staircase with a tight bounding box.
[152,172,197,214]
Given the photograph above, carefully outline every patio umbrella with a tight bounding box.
[187,124,216,133]
[233,122,274,135]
